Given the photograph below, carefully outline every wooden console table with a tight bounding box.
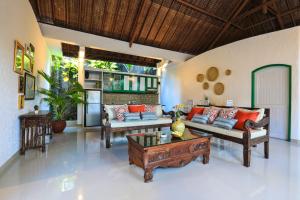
[19,111,52,155]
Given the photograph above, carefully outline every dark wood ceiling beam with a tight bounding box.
[208,0,250,50]
[175,0,244,31]
[129,0,147,47]
[244,6,300,29]
[271,0,284,29]
[235,0,274,22]
[285,0,296,26]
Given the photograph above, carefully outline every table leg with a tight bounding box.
[144,168,153,183]
[203,153,210,164]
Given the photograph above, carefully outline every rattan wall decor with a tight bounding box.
[206,67,219,81]
[214,82,224,95]
[197,74,205,82]
[203,82,209,90]
[225,69,231,76]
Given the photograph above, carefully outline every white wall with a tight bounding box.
[0,0,50,167]
[161,26,300,140]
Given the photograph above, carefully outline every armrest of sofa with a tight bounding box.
[244,117,270,131]
[162,110,175,118]
[101,111,111,127]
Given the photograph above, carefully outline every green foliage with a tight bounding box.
[38,70,85,120]
[86,60,118,71]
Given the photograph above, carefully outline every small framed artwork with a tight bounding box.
[25,44,31,55]
[24,73,35,100]
[29,43,35,58]
[24,54,32,73]
[18,76,25,93]
[18,95,24,109]
[13,40,24,75]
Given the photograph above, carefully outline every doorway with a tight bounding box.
[251,64,291,141]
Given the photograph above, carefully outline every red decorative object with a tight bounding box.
[128,105,145,113]
[234,110,259,130]
[187,107,205,120]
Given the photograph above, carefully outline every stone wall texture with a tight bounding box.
[103,93,158,105]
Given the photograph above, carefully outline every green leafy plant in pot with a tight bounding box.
[38,70,85,133]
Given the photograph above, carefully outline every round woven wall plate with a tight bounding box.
[203,82,209,90]
[214,82,224,95]
[197,74,204,82]
[225,69,231,76]
[206,67,219,81]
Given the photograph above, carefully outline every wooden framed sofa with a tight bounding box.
[180,106,270,167]
[101,104,173,148]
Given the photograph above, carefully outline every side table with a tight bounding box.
[19,111,52,155]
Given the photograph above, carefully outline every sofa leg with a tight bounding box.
[100,127,104,140]
[243,146,251,167]
[105,127,111,148]
[264,141,269,159]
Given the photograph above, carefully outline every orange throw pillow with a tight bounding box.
[187,107,205,120]
[128,105,145,113]
[234,110,259,130]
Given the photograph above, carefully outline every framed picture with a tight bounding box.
[24,54,32,73]
[18,95,24,109]
[13,40,24,75]
[24,73,35,100]
[29,43,35,58]
[25,44,31,55]
[18,76,25,93]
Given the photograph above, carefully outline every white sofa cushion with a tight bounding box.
[111,117,172,128]
[183,120,266,139]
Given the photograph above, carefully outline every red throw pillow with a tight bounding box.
[234,110,259,130]
[128,105,145,113]
[187,107,205,120]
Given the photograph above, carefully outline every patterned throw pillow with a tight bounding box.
[219,108,238,119]
[144,105,156,112]
[144,105,163,117]
[212,117,238,130]
[203,107,221,123]
[191,114,209,124]
[114,105,129,121]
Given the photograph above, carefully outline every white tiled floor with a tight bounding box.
[0,127,299,200]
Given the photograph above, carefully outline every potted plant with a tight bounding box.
[38,70,85,133]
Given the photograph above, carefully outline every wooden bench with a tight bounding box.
[101,104,173,148]
[180,106,270,167]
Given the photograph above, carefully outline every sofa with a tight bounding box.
[101,104,173,148]
[180,106,270,167]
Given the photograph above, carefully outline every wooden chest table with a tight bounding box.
[126,132,211,182]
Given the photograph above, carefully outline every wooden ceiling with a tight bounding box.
[30,0,300,55]
[61,43,80,57]
[61,42,161,66]
[85,47,161,67]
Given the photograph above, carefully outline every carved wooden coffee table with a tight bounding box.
[126,131,211,182]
